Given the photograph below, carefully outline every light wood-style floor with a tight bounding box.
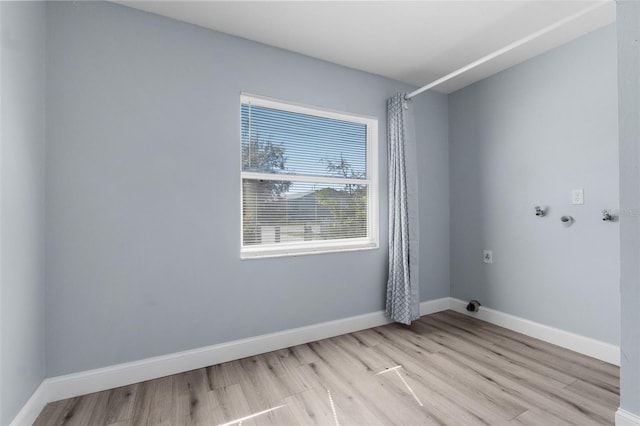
[34,310,619,425]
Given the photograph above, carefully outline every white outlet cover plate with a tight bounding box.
[483,250,493,264]
[572,189,584,205]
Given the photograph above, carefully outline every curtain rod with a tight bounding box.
[405,0,611,100]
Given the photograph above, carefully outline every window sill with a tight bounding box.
[241,242,379,260]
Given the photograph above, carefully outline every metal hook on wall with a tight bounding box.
[602,210,616,222]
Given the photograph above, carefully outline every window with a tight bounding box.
[240,94,378,258]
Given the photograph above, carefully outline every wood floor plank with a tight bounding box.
[34,310,619,426]
[307,338,377,374]
[32,403,59,426]
[285,384,386,426]
[104,384,139,425]
[237,356,289,409]
[33,398,78,426]
[294,362,388,425]
[172,369,214,425]
[468,313,619,375]
[307,339,453,425]
[331,333,395,373]
[208,383,256,426]
[57,393,102,426]
[372,337,528,422]
[435,311,619,391]
[284,387,340,425]
[298,362,392,425]
[85,390,110,425]
[415,317,575,388]
[510,408,585,426]
[289,343,321,365]
[564,378,620,411]
[251,405,298,426]
[302,346,415,423]
[130,380,157,426]
[272,347,304,370]
[370,322,446,355]
[320,384,385,426]
[376,364,501,426]
[259,351,315,397]
[104,421,131,426]
[143,376,174,426]
[420,314,594,387]
[436,349,613,425]
[206,359,243,391]
[350,328,386,347]
[329,332,511,424]
[482,326,618,392]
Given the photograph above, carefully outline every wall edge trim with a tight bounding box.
[12,296,619,424]
[11,297,449,424]
[616,408,640,426]
[9,382,47,426]
[449,297,620,366]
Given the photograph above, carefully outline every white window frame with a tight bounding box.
[240,93,379,259]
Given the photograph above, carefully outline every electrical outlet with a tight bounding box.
[483,250,493,264]
[572,189,584,205]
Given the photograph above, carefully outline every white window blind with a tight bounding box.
[240,94,378,258]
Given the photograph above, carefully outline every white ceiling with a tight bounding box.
[114,1,615,94]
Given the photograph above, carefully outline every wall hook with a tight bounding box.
[534,206,546,217]
[602,210,616,222]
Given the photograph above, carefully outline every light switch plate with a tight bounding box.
[483,250,493,264]
[572,189,584,205]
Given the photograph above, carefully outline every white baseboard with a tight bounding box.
[9,382,48,426]
[10,298,449,425]
[420,296,451,316]
[11,296,619,425]
[616,408,640,425]
[449,298,620,366]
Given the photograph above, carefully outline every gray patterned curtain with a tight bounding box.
[385,93,420,325]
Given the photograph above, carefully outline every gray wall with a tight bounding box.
[45,1,449,376]
[0,1,47,424]
[415,95,450,300]
[449,25,620,345]
[617,0,640,416]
